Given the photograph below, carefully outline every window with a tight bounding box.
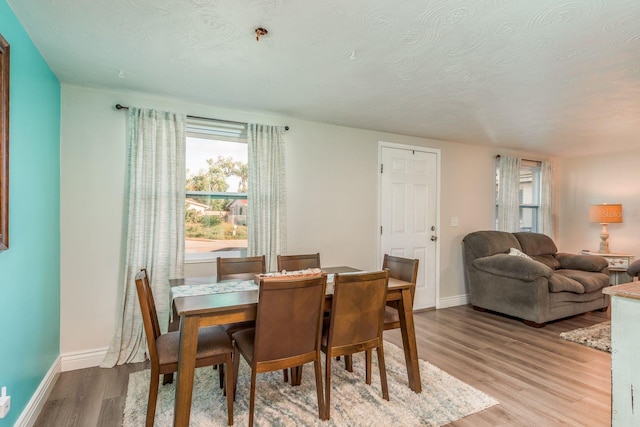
[496,159,542,232]
[185,118,248,262]
[518,160,541,232]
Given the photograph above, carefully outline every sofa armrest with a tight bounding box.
[472,254,554,281]
[628,259,640,277]
[555,253,608,272]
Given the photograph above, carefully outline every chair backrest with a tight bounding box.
[328,270,389,348]
[217,255,266,282]
[382,254,419,283]
[277,253,321,271]
[253,274,327,363]
[134,269,161,362]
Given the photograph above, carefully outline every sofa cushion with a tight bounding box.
[555,253,608,272]
[548,273,585,294]
[513,232,558,256]
[531,254,561,270]
[550,289,608,304]
[554,269,609,293]
[472,253,553,281]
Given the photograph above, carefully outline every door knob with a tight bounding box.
[431,235,437,241]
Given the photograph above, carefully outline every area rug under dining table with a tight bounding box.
[123,341,498,426]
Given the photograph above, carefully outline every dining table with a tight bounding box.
[168,266,422,427]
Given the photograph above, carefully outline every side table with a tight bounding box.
[580,251,635,285]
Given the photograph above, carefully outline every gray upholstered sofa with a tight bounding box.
[462,230,610,327]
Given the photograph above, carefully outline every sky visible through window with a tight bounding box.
[186,136,248,192]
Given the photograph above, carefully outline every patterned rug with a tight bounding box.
[123,341,498,426]
[559,321,611,353]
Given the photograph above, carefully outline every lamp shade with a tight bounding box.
[589,204,623,224]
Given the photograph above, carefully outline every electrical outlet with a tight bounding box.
[0,387,10,418]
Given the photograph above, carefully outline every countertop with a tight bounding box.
[602,281,640,300]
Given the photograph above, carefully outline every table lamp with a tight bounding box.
[589,203,623,254]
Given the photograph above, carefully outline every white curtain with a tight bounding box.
[538,160,554,238]
[102,107,186,367]
[496,155,521,232]
[247,123,287,271]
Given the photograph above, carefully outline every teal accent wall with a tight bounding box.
[0,1,61,425]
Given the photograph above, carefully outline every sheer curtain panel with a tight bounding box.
[247,124,287,272]
[102,107,186,366]
[538,160,554,238]
[496,155,521,232]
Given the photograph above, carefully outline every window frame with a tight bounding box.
[495,159,542,233]
[518,160,541,232]
[184,119,248,263]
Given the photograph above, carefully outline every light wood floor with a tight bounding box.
[34,305,612,426]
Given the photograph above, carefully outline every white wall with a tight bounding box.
[60,84,550,360]
[60,86,127,358]
[556,150,640,256]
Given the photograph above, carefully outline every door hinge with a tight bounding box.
[380,226,383,235]
[380,163,383,173]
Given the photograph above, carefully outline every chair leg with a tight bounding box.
[233,343,241,400]
[162,372,174,385]
[324,353,332,420]
[248,370,257,427]
[219,364,225,391]
[377,345,389,401]
[344,354,353,372]
[365,349,372,385]
[225,355,234,426]
[314,359,325,421]
[292,365,304,386]
[146,369,160,427]
[283,368,289,383]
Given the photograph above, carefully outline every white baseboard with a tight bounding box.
[60,347,109,372]
[15,348,109,426]
[15,357,61,427]
[438,293,469,309]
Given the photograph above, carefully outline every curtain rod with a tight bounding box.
[114,104,289,131]
[495,154,541,163]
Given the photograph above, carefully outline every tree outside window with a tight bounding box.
[185,124,248,260]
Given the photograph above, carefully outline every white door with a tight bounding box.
[380,145,438,309]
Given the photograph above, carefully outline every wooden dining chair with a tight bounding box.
[321,270,390,420]
[341,256,419,373]
[232,274,327,427]
[382,254,419,331]
[216,255,266,337]
[277,252,321,271]
[217,255,266,282]
[218,255,295,384]
[134,269,234,427]
[276,254,324,382]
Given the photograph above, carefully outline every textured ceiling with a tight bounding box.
[8,0,640,157]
